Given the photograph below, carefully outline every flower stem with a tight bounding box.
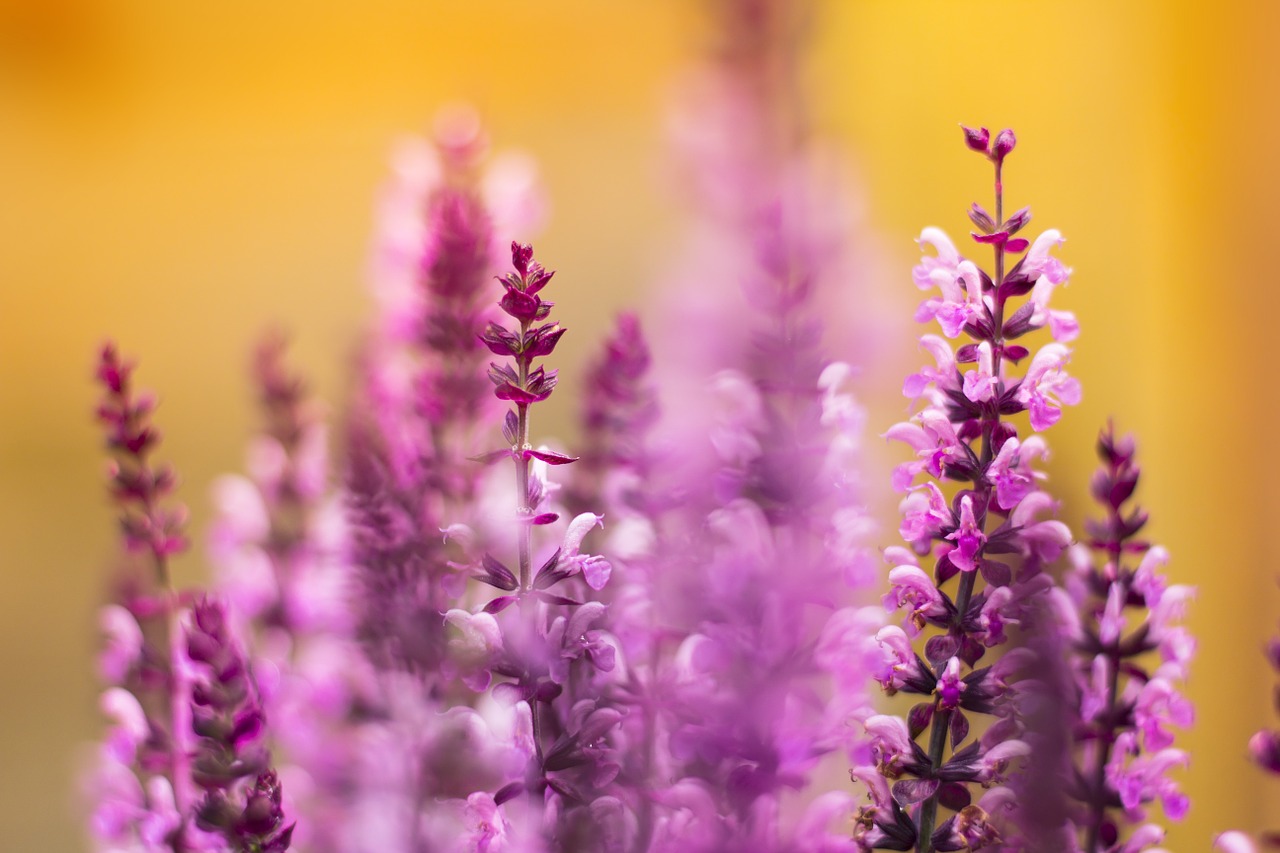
[513,317,545,771]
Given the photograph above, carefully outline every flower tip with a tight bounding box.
[511,241,534,274]
[993,128,1017,161]
[960,125,990,154]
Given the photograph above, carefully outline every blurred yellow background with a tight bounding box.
[0,0,1274,849]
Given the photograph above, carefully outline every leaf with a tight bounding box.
[483,595,517,614]
[526,448,579,465]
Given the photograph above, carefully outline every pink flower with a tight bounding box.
[1009,491,1073,562]
[986,436,1047,511]
[898,482,950,548]
[872,625,928,691]
[1105,739,1189,820]
[1018,343,1082,431]
[560,512,613,591]
[1021,229,1070,285]
[945,495,986,572]
[961,341,997,403]
[902,335,960,401]
[463,792,511,852]
[883,566,948,633]
[935,657,966,709]
[98,605,144,684]
[1214,831,1259,853]
[864,715,914,774]
[1133,677,1194,751]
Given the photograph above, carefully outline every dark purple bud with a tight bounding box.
[262,825,294,853]
[955,344,980,364]
[476,554,519,591]
[972,231,1009,246]
[480,323,522,356]
[511,241,534,275]
[1001,301,1037,338]
[527,512,559,526]
[961,125,990,153]
[237,773,285,836]
[525,268,555,296]
[993,128,1017,161]
[1004,237,1029,253]
[196,792,239,832]
[231,708,265,747]
[1003,206,1032,233]
[499,287,541,323]
[534,549,573,590]
[968,203,996,234]
[523,324,567,358]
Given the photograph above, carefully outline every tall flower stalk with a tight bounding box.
[630,2,883,847]
[448,242,622,849]
[89,345,291,852]
[865,127,1078,852]
[90,343,193,851]
[1060,426,1193,851]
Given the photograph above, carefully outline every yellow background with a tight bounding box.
[0,1,1273,849]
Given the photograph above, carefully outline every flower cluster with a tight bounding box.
[88,345,290,853]
[862,126,1078,852]
[1055,427,1194,851]
[76,11,1243,848]
[187,597,295,852]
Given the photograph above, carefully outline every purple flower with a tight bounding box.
[452,244,626,847]
[867,128,1080,852]
[89,345,199,852]
[1059,425,1194,850]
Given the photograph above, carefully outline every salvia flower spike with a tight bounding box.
[1062,425,1193,851]
[90,345,292,852]
[90,344,196,851]
[867,127,1078,852]
[451,242,624,847]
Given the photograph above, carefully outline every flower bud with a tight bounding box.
[960,125,990,154]
[993,129,1017,161]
